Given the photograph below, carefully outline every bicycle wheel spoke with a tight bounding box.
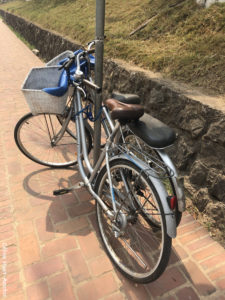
[120,237,147,269]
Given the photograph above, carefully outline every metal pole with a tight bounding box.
[93,0,105,165]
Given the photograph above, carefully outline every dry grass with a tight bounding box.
[1,0,225,95]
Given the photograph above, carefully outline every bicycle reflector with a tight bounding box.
[167,196,177,210]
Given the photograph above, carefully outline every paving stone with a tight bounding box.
[26,281,49,300]
[54,216,89,234]
[88,254,113,277]
[17,220,34,237]
[186,235,215,252]
[104,293,125,300]
[175,286,200,300]
[49,201,69,224]
[117,272,150,300]
[177,221,201,236]
[178,227,208,245]
[181,260,216,296]
[48,272,76,300]
[35,216,55,242]
[200,253,225,271]
[41,235,77,258]
[76,272,118,300]
[208,264,225,281]
[67,200,95,218]
[216,278,225,290]
[146,267,186,297]
[66,249,90,283]
[24,257,64,283]
[192,242,224,261]
[19,232,41,266]
[76,228,104,260]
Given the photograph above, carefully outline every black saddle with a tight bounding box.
[112,91,141,104]
[128,114,176,149]
[112,92,176,148]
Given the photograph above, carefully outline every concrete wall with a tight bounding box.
[1,10,224,233]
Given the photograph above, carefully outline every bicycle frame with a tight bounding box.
[52,49,177,237]
[72,87,118,217]
[70,85,176,238]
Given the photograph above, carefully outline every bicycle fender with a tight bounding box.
[156,150,186,212]
[110,154,177,238]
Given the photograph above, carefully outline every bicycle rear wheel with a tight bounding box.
[95,158,171,283]
[14,112,92,168]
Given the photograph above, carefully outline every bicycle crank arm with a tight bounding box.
[53,182,85,196]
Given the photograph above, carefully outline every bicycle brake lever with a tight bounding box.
[58,54,75,71]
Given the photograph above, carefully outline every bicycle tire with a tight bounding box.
[118,130,182,226]
[94,158,172,283]
[14,112,92,168]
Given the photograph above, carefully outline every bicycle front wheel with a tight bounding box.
[14,113,92,168]
[95,158,172,283]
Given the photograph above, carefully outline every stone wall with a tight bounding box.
[1,10,225,232]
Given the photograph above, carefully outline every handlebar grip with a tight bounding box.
[58,54,75,71]
[83,79,101,93]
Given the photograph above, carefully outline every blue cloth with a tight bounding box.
[42,70,68,97]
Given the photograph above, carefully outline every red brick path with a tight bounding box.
[0,19,225,300]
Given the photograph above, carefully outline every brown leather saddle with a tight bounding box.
[105,98,144,122]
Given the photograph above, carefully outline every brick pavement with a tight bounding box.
[0,19,225,300]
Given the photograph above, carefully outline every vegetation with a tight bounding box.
[1,0,225,95]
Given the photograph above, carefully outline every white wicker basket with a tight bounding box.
[46,50,73,67]
[21,67,68,115]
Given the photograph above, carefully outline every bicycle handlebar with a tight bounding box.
[87,40,95,50]
[83,78,101,94]
[86,49,95,55]
[58,47,95,72]
[58,47,98,91]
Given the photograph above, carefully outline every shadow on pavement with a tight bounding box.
[22,166,217,299]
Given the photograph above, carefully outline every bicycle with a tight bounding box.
[15,47,185,283]
[14,43,185,226]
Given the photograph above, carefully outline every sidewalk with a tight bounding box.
[0,19,225,300]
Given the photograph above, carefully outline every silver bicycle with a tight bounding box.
[15,46,185,283]
[50,49,184,283]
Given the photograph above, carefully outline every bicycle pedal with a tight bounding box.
[53,182,85,196]
[53,188,70,196]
